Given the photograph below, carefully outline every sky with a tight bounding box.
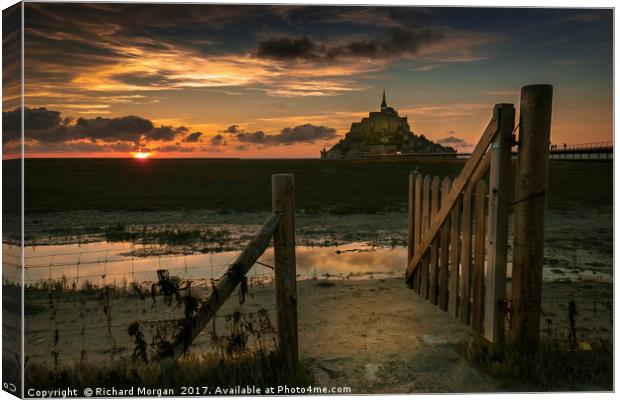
[2,3,613,158]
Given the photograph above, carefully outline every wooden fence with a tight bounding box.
[406,84,553,347]
[161,174,299,370]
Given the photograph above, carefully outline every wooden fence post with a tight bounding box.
[484,104,515,342]
[272,174,298,370]
[509,85,553,349]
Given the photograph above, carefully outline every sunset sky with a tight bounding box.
[2,4,613,158]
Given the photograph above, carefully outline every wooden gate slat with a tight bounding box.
[460,185,473,325]
[439,177,451,311]
[412,175,423,293]
[448,194,461,318]
[429,176,441,304]
[472,180,487,334]
[413,175,423,293]
[407,173,417,290]
[421,176,431,298]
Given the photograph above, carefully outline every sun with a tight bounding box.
[132,151,152,159]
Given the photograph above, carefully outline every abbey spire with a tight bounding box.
[381,87,387,112]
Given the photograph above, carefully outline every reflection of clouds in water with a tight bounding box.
[296,246,406,275]
[19,241,407,285]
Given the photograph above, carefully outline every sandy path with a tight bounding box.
[295,279,501,393]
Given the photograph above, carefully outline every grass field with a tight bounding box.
[9,158,613,214]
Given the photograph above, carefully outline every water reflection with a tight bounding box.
[19,241,407,286]
[8,240,611,287]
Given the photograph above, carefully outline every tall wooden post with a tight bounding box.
[272,174,298,370]
[484,104,515,342]
[509,85,553,349]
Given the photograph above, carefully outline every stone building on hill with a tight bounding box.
[320,90,455,159]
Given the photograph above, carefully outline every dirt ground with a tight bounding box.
[24,276,612,393]
[18,200,613,393]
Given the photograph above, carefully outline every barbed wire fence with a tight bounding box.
[19,246,280,368]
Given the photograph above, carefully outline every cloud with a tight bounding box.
[148,125,188,141]
[437,135,464,144]
[60,115,154,143]
[183,131,203,142]
[221,124,242,134]
[235,123,338,146]
[22,3,502,105]
[155,144,194,153]
[257,36,318,61]
[256,27,444,62]
[210,134,227,146]
[2,107,63,142]
[3,107,188,144]
[436,134,472,148]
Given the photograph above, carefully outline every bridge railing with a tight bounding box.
[550,141,613,152]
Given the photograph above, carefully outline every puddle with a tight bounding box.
[3,240,612,287]
[13,241,406,287]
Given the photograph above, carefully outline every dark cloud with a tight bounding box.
[221,124,242,134]
[155,144,194,153]
[437,135,464,144]
[278,124,338,143]
[148,125,187,141]
[183,131,203,142]
[210,134,227,146]
[61,115,154,143]
[3,107,65,143]
[257,36,319,60]
[3,107,187,144]
[235,124,337,146]
[256,27,444,62]
[437,135,471,147]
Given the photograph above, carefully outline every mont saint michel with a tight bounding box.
[320,91,456,160]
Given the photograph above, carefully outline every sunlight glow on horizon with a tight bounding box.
[132,151,153,159]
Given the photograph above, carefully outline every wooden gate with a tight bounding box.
[406,85,553,347]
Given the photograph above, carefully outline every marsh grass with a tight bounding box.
[23,266,313,392]
[459,316,613,390]
[104,224,231,246]
[25,300,313,391]
[25,351,314,391]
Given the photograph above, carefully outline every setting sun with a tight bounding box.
[132,152,152,159]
